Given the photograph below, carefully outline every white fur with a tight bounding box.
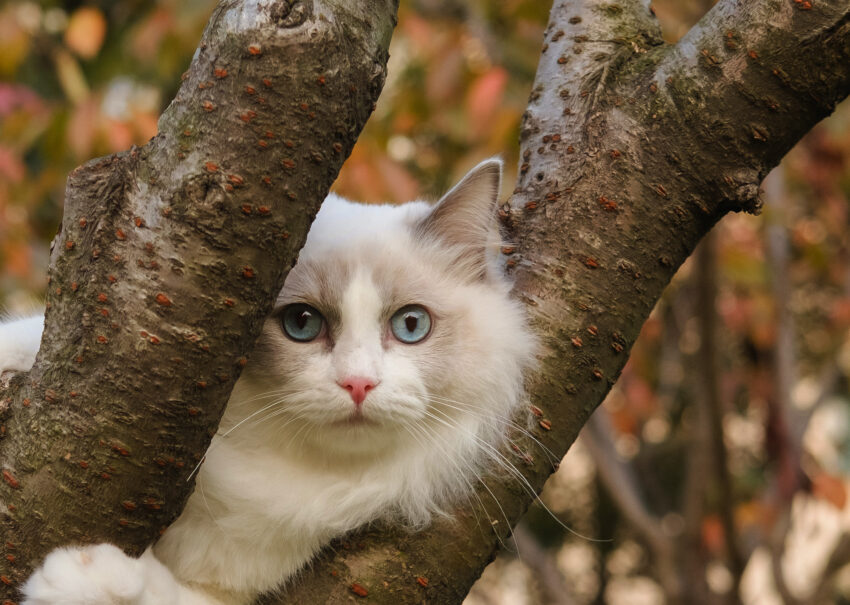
[16,160,535,604]
[0,314,43,372]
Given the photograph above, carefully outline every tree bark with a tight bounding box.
[0,0,397,598]
[2,0,850,604]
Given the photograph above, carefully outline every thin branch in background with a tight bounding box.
[512,523,577,605]
[680,300,714,605]
[809,533,850,604]
[582,414,666,554]
[769,506,850,605]
[581,412,682,602]
[694,232,746,603]
[763,164,808,603]
[659,268,714,605]
[657,289,687,410]
[763,165,806,501]
[769,511,803,605]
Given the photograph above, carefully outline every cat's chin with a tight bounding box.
[330,413,378,428]
[309,430,404,461]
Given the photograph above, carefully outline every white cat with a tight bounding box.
[6,159,535,604]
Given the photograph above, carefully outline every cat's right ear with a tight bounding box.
[415,158,502,280]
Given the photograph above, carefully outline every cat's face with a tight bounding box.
[232,160,533,456]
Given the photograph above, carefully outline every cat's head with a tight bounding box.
[232,159,535,457]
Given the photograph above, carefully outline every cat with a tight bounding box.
[5,158,536,604]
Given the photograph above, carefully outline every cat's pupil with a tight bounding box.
[390,305,430,344]
[281,303,323,342]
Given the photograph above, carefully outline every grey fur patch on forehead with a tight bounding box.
[277,254,347,328]
[277,157,507,316]
[279,241,448,320]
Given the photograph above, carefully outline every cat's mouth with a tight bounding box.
[332,410,378,428]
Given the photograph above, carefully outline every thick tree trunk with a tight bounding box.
[0,0,397,598]
[2,0,849,603]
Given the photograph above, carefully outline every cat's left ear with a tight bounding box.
[415,158,502,279]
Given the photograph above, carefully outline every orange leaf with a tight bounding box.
[67,99,99,159]
[65,7,107,59]
[812,473,847,510]
[0,146,24,183]
[2,240,31,278]
[466,67,508,137]
[701,515,725,554]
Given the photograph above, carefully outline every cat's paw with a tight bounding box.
[22,544,170,605]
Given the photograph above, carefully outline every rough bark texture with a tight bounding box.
[0,0,397,598]
[276,0,850,603]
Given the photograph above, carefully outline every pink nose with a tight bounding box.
[338,376,376,406]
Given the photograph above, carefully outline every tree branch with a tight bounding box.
[581,412,681,600]
[1,0,397,596]
[278,0,850,602]
[694,233,744,602]
[649,0,850,213]
[582,413,668,558]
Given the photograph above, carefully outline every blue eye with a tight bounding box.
[390,305,432,344]
[281,304,324,342]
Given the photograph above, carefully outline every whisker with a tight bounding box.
[220,399,288,438]
[422,406,609,544]
[186,391,312,482]
[224,387,298,406]
[426,394,560,465]
[401,422,494,539]
[197,474,229,536]
[399,419,516,553]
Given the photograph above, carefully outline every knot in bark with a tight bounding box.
[735,183,762,214]
[268,0,311,28]
[721,169,763,215]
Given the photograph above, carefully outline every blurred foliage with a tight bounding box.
[0,0,213,305]
[2,0,850,603]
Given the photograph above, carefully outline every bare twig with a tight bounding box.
[695,233,745,603]
[513,523,577,605]
[582,412,681,600]
[809,532,850,604]
[770,511,802,605]
[764,165,806,496]
[680,277,713,605]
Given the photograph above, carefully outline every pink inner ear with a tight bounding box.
[414,160,503,276]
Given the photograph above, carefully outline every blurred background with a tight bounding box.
[1,1,849,603]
